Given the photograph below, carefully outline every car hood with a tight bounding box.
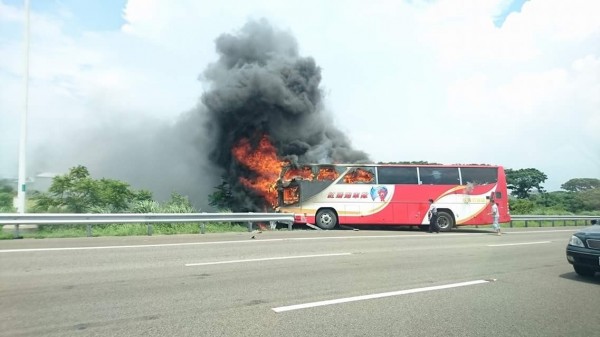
[575,225,600,237]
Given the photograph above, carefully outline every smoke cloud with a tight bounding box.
[31,19,368,211]
[201,19,369,211]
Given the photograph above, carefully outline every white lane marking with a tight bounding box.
[185,253,352,266]
[487,241,551,247]
[0,229,578,253]
[272,279,492,313]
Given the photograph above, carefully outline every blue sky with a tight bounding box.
[494,0,528,27]
[4,0,529,34]
[0,0,598,205]
[6,0,126,31]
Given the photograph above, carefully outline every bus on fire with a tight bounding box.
[275,163,510,230]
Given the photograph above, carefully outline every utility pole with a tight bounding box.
[17,0,31,215]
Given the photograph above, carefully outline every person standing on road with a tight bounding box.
[490,200,501,235]
[427,199,440,233]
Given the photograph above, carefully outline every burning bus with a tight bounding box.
[276,163,511,231]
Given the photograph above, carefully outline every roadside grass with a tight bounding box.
[2,217,597,240]
[0,227,14,239]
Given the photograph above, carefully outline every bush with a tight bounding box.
[509,198,535,214]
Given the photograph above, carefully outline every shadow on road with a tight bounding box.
[559,272,600,284]
[335,224,496,234]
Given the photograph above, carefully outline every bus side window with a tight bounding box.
[341,167,375,184]
[419,167,460,185]
[377,167,418,184]
[460,167,498,185]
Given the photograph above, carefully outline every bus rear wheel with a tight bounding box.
[315,209,338,230]
[436,211,454,232]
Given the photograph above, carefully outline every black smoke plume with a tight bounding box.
[202,19,369,211]
[29,19,368,212]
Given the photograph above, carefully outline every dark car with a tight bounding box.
[566,219,600,277]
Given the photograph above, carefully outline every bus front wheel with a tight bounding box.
[436,211,454,232]
[315,209,338,230]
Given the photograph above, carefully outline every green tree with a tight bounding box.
[162,192,196,213]
[506,168,547,199]
[579,188,600,211]
[543,191,585,213]
[208,178,235,211]
[130,200,161,213]
[508,198,535,214]
[0,179,15,212]
[560,178,600,192]
[32,165,152,213]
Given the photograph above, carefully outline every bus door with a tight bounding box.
[376,166,421,225]
[406,202,423,225]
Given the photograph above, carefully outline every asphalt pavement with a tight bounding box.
[1,227,599,337]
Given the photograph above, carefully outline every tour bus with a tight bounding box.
[275,164,510,230]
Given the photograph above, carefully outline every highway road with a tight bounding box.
[1,227,599,337]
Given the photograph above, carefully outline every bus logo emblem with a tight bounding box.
[370,186,388,201]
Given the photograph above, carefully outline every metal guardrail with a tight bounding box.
[509,215,598,228]
[1,213,597,238]
[0,213,295,238]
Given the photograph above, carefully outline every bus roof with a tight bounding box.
[283,163,502,169]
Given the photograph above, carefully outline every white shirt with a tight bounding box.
[428,204,437,219]
[491,203,498,218]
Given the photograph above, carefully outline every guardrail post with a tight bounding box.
[551,220,555,227]
[86,224,92,237]
[288,221,292,231]
[14,224,21,239]
[147,223,153,236]
[247,221,252,232]
[200,223,205,234]
[525,220,528,227]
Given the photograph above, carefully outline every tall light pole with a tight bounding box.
[17,0,30,214]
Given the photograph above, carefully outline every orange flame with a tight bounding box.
[317,167,339,181]
[283,166,314,181]
[343,168,374,184]
[231,135,284,207]
[282,185,299,205]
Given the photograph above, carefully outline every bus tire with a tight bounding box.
[315,209,338,230]
[436,211,454,232]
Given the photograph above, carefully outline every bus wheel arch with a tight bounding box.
[315,208,338,230]
[436,209,455,232]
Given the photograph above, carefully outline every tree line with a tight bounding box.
[506,168,599,214]
[0,165,598,215]
[0,166,196,214]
